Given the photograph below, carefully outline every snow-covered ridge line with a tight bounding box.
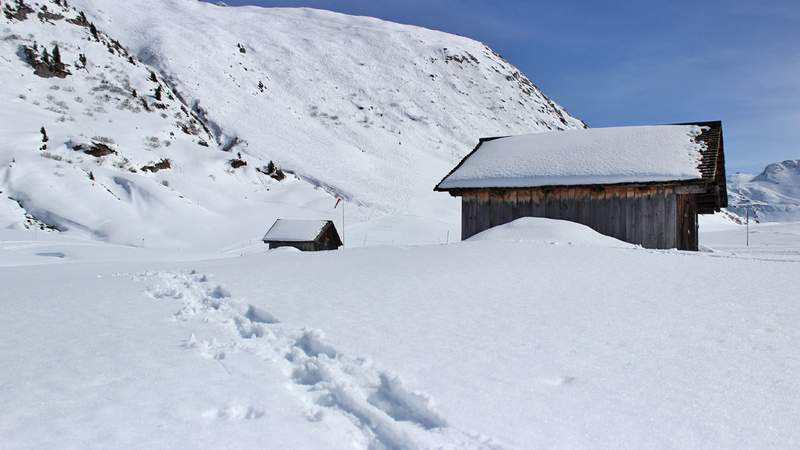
[727,159,800,222]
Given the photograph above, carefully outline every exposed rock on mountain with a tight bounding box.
[1,0,584,247]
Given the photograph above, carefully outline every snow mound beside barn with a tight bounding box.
[467,217,636,248]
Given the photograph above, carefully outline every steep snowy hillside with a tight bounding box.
[727,160,800,222]
[1,0,343,247]
[1,0,583,248]
[70,0,584,210]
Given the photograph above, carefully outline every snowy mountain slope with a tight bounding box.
[727,160,800,222]
[70,0,584,212]
[1,0,584,248]
[1,0,352,248]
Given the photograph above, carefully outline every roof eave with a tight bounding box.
[433,136,509,192]
[437,178,714,194]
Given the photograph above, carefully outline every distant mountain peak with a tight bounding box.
[727,159,800,222]
[752,159,800,184]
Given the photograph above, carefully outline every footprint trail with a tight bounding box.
[144,270,509,450]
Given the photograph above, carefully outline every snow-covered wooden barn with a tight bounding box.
[262,219,343,251]
[435,122,727,250]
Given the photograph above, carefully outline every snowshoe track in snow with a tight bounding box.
[144,270,508,449]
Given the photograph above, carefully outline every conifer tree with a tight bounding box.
[52,44,62,68]
[40,126,48,142]
[89,22,98,39]
[154,85,162,101]
[149,71,157,82]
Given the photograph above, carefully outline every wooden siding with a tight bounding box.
[316,224,344,250]
[676,194,699,251]
[461,185,701,250]
[268,241,318,251]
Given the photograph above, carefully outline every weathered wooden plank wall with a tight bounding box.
[269,241,316,251]
[676,194,698,251]
[461,186,692,249]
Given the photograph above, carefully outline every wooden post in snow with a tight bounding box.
[746,206,750,247]
[335,197,345,248]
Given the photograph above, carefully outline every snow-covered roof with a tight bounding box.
[263,219,330,242]
[436,125,714,190]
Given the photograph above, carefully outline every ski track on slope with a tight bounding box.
[143,270,508,450]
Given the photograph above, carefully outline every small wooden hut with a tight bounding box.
[434,121,727,250]
[262,219,342,251]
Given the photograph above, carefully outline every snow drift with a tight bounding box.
[468,217,635,248]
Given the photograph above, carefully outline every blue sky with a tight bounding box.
[215,0,798,173]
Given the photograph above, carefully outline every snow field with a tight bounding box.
[144,269,508,449]
[1,221,799,448]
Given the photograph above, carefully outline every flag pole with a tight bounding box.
[342,200,345,247]
[746,205,749,247]
[334,197,345,248]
